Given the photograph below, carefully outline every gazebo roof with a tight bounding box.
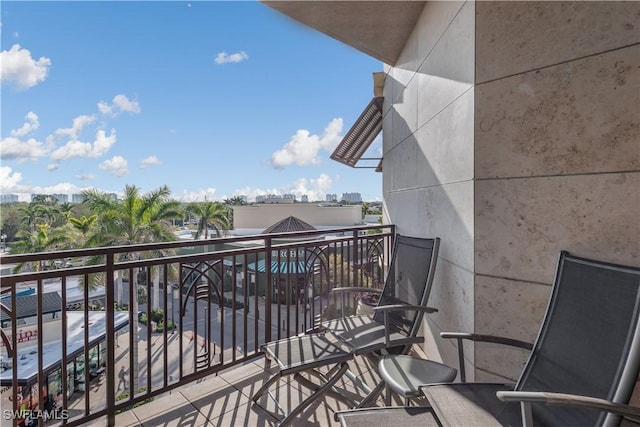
[262,216,316,234]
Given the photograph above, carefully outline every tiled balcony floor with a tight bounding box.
[85,354,416,427]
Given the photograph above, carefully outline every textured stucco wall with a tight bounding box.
[383,0,640,382]
[382,0,476,375]
[473,0,640,381]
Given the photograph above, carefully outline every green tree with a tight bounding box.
[55,202,75,226]
[186,201,230,239]
[223,196,246,206]
[361,202,370,219]
[18,204,48,232]
[0,204,23,243]
[69,214,98,237]
[82,184,182,392]
[9,223,70,272]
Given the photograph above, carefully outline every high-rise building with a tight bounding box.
[53,194,69,203]
[0,194,19,203]
[341,192,362,203]
[326,194,338,202]
[72,194,87,204]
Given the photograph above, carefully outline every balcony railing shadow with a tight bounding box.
[0,225,393,426]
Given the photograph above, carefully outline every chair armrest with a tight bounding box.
[440,332,532,350]
[496,391,640,425]
[331,287,382,295]
[373,304,438,314]
[373,304,438,347]
[440,332,532,382]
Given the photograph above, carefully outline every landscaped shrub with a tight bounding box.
[138,308,174,332]
[115,386,153,412]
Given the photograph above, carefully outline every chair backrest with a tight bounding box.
[516,251,640,426]
[372,235,440,338]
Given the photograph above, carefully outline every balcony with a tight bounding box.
[0,225,396,426]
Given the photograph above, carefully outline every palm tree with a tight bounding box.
[10,223,70,272]
[361,202,370,219]
[18,205,47,232]
[186,201,230,239]
[57,202,75,225]
[223,196,246,206]
[69,214,98,237]
[82,185,182,392]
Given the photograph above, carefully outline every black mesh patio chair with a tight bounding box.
[336,251,640,427]
[252,235,457,426]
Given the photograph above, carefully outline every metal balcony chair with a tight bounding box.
[252,235,457,426]
[336,251,640,427]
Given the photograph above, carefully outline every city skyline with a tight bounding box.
[0,190,372,204]
[1,1,383,203]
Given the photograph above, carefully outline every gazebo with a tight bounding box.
[261,216,316,235]
[247,216,320,301]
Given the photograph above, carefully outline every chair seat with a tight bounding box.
[379,355,457,398]
[322,316,422,355]
[336,406,440,427]
[262,334,352,374]
[421,383,519,427]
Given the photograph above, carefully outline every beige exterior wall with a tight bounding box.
[383,0,640,381]
[233,204,362,230]
[472,0,640,381]
[382,0,477,376]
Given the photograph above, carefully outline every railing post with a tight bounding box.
[105,253,116,426]
[352,230,360,288]
[264,236,272,343]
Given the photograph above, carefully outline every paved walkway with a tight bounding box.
[80,349,424,427]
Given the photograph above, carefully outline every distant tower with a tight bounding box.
[341,192,362,203]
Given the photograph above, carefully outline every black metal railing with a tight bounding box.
[0,224,394,426]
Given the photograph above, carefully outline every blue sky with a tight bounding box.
[1,1,383,203]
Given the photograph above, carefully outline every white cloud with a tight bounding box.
[50,129,117,161]
[98,94,140,117]
[270,118,343,169]
[214,51,248,65]
[140,155,161,169]
[0,166,24,190]
[11,112,39,137]
[52,114,95,140]
[283,173,333,202]
[0,44,51,91]
[112,94,141,114]
[1,112,50,161]
[0,136,49,161]
[99,156,129,177]
[233,173,334,203]
[228,186,277,203]
[0,166,38,202]
[177,188,217,203]
[47,163,59,172]
[76,173,95,181]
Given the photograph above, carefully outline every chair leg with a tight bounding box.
[385,383,391,406]
[355,381,386,408]
[252,370,282,404]
[280,362,350,427]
